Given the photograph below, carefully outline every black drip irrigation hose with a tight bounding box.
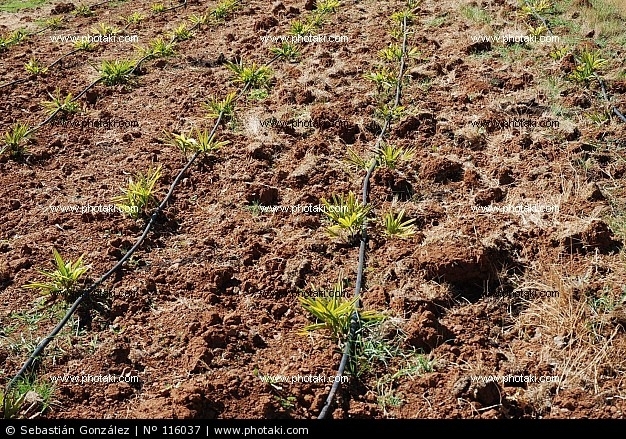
[597,77,626,124]
[0,78,29,90]
[317,15,410,420]
[47,49,81,70]
[3,112,227,416]
[2,49,282,415]
[523,1,554,36]
[162,0,187,13]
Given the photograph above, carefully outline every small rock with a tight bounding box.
[394,113,436,138]
[585,182,605,201]
[271,2,286,14]
[554,335,567,348]
[245,184,279,205]
[223,312,242,326]
[272,304,289,319]
[145,278,156,292]
[51,2,74,14]
[474,188,504,206]
[206,312,222,326]
[559,120,580,141]
[9,257,31,272]
[472,381,501,406]
[304,0,316,10]
[497,168,515,185]
[452,376,471,397]
[466,41,492,54]
[420,157,463,183]
[553,219,616,254]
[86,91,98,105]
[253,16,278,31]
[250,333,266,348]
[104,382,132,401]
[463,169,481,188]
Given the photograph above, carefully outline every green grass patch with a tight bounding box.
[460,4,492,24]
[0,0,50,13]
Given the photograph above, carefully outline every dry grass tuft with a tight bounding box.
[514,258,626,396]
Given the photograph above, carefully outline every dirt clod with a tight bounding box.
[420,157,463,183]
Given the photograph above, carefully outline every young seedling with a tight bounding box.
[0,34,9,52]
[270,42,301,62]
[245,200,262,216]
[23,248,90,303]
[321,191,372,243]
[1,122,31,158]
[98,59,136,85]
[72,4,93,16]
[202,91,236,120]
[0,387,26,419]
[379,45,404,62]
[527,24,547,37]
[41,89,80,117]
[587,111,610,125]
[122,12,145,25]
[364,67,397,91]
[194,129,229,153]
[169,23,191,41]
[376,142,415,169]
[91,23,120,36]
[380,209,416,238]
[299,292,384,343]
[309,12,327,28]
[138,37,175,58]
[549,46,568,60]
[375,104,405,123]
[521,0,552,16]
[225,59,272,90]
[211,0,239,20]
[43,17,64,30]
[249,89,269,100]
[5,29,28,47]
[379,44,419,62]
[151,3,166,13]
[391,8,415,25]
[24,58,48,76]
[345,148,376,172]
[112,166,162,218]
[188,12,210,28]
[164,129,228,157]
[289,20,315,36]
[316,0,340,14]
[164,131,197,158]
[569,51,608,84]
[73,40,97,51]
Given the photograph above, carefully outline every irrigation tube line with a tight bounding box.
[3,49,282,415]
[597,77,626,124]
[522,0,554,36]
[3,0,253,410]
[317,14,410,420]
